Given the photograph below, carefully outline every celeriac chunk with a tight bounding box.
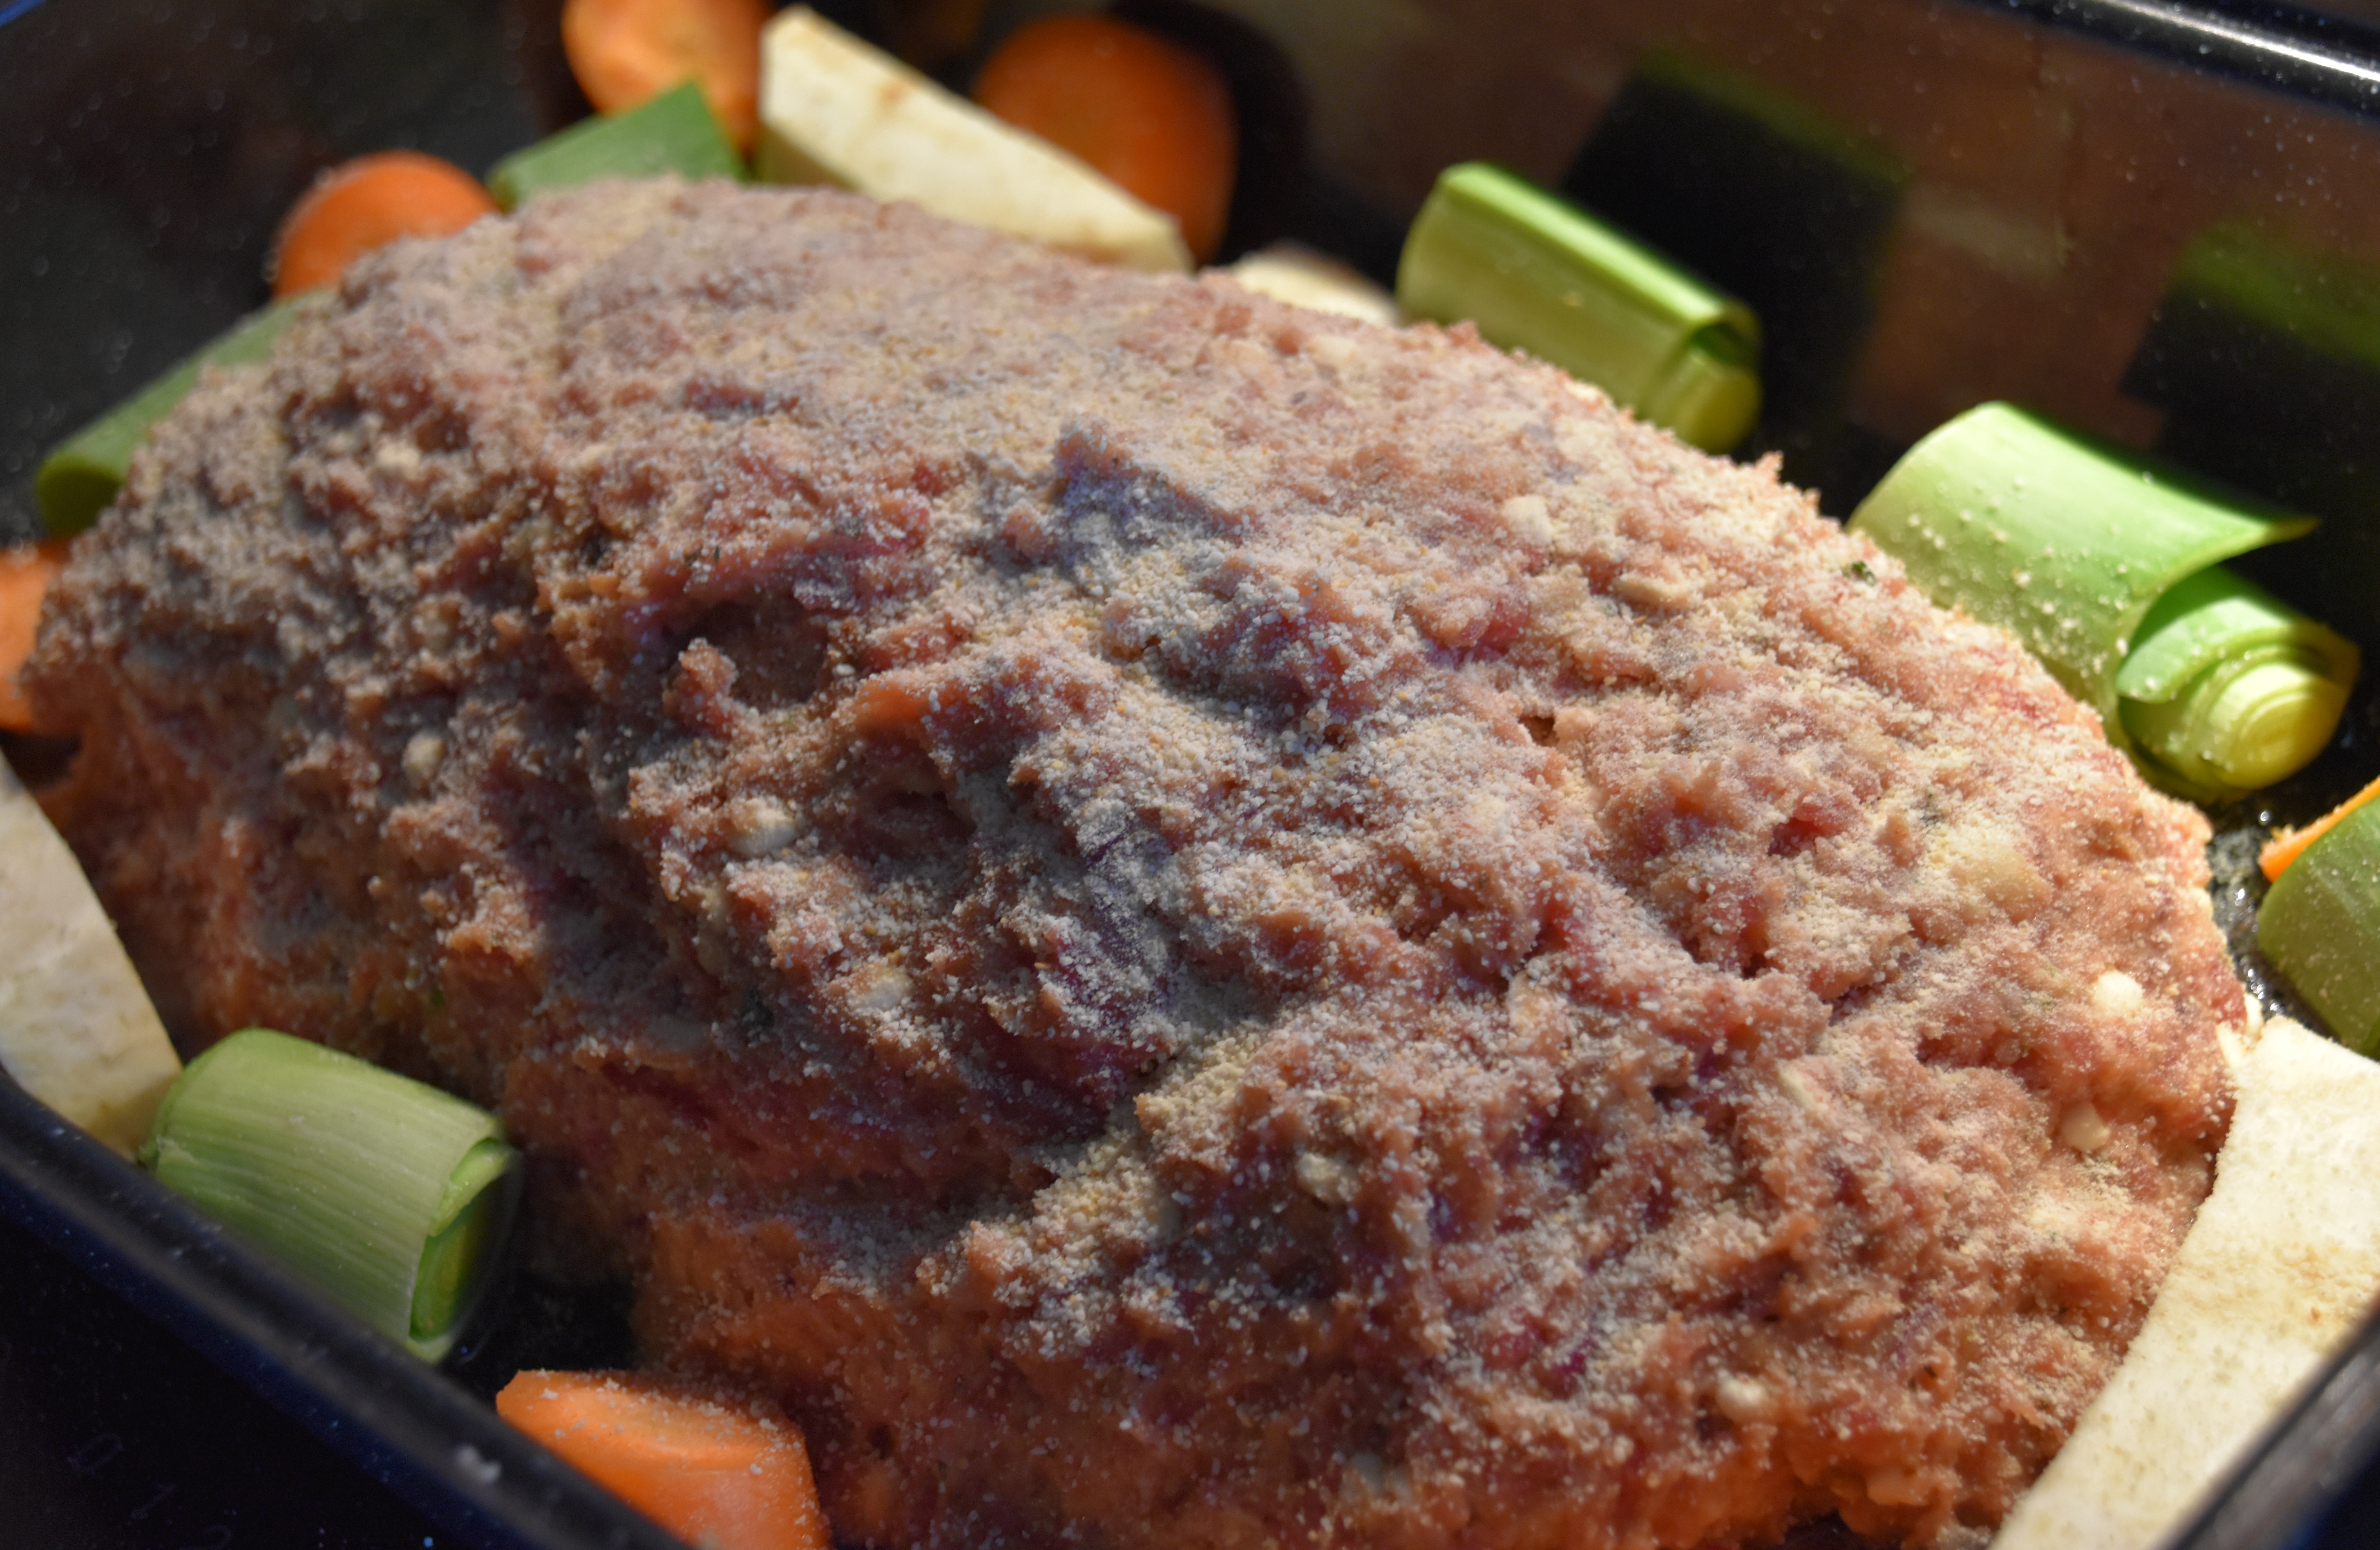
[1992,1015,2380,1548]
[1225,243,1400,326]
[757,7,1192,273]
[0,756,180,1155]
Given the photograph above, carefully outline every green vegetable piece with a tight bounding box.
[1560,51,1906,438]
[34,297,308,535]
[140,1027,522,1361]
[1848,402,2349,800]
[2115,566,2357,795]
[2259,801,2380,1056]
[1396,162,1761,454]
[487,81,747,211]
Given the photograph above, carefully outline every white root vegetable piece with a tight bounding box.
[1992,1015,2380,1548]
[756,7,1192,274]
[0,757,180,1156]
[1225,243,1400,326]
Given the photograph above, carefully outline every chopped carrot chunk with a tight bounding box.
[270,152,499,297]
[0,539,72,734]
[562,0,769,154]
[496,1370,831,1550]
[2262,774,2380,882]
[974,13,1237,263]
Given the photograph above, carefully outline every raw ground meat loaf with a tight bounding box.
[28,180,2244,1550]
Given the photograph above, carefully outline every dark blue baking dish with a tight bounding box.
[9,1,2380,1545]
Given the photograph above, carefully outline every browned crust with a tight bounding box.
[29,181,2239,1550]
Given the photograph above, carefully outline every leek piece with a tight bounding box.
[2115,567,2357,794]
[33,297,309,536]
[140,1027,521,1361]
[1559,51,1906,436]
[1395,162,1761,454]
[487,81,748,211]
[1847,402,2350,799]
[2258,801,2380,1056]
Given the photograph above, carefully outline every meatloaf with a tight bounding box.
[27,180,2243,1550]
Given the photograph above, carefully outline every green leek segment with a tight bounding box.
[140,1027,521,1361]
[487,81,747,210]
[2259,801,2380,1056]
[1847,402,2350,799]
[34,297,309,535]
[2116,567,2357,794]
[1396,162,1761,453]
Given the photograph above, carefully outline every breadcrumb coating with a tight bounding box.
[28,181,2240,1550]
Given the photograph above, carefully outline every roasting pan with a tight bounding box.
[8,0,2380,1544]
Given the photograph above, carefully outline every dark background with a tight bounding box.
[0,1208,446,1549]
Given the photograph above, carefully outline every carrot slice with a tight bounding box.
[973,13,1237,263]
[0,540,71,734]
[561,0,769,155]
[495,1370,831,1550]
[270,152,499,297]
[2262,774,2380,882]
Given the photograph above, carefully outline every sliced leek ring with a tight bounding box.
[143,1027,521,1360]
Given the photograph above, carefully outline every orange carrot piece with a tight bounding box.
[270,152,499,297]
[0,539,71,734]
[561,0,769,154]
[495,1370,831,1550]
[2262,774,2380,882]
[973,13,1237,263]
